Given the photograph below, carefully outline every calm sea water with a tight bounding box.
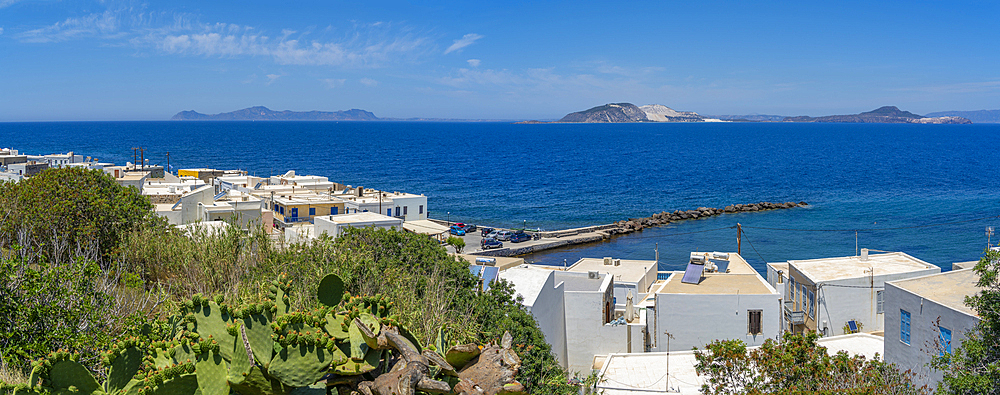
[2,121,998,272]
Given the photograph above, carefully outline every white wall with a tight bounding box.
[884,282,979,389]
[654,290,781,352]
[527,273,567,369]
[179,186,214,225]
[390,195,428,221]
[313,215,403,239]
[817,267,940,335]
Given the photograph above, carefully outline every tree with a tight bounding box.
[447,236,466,253]
[694,332,926,394]
[0,168,157,265]
[933,249,1000,395]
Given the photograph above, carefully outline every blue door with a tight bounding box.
[387,209,392,216]
[331,207,338,215]
[291,208,298,219]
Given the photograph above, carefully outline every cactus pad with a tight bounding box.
[229,367,292,395]
[323,314,349,340]
[445,344,481,370]
[49,360,102,394]
[196,352,229,395]
[267,344,332,387]
[242,313,274,364]
[228,326,254,385]
[316,273,345,307]
[190,301,236,361]
[107,345,144,394]
[331,343,381,375]
[144,373,199,395]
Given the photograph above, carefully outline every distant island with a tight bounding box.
[784,106,971,124]
[550,103,722,123]
[925,110,1000,124]
[545,103,972,124]
[171,106,379,121]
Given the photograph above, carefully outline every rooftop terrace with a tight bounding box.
[789,252,935,282]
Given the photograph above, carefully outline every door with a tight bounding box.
[291,208,298,219]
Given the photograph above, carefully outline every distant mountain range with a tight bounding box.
[172,106,378,121]
[553,104,972,124]
[925,110,1000,123]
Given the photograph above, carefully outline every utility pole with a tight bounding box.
[165,152,170,176]
[664,331,675,392]
[131,147,138,170]
[139,147,146,171]
[737,223,742,255]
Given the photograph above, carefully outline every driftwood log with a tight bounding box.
[356,319,525,395]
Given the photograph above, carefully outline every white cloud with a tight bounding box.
[0,0,24,8]
[266,74,282,85]
[359,78,378,86]
[17,9,123,43]
[320,78,346,88]
[17,5,431,69]
[444,33,482,54]
[0,27,4,35]
[466,59,480,67]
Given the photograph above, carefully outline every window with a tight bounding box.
[290,208,298,218]
[808,291,815,319]
[940,327,952,355]
[790,278,796,302]
[331,207,338,215]
[309,207,315,216]
[901,309,911,345]
[800,285,808,312]
[748,310,762,335]
[403,206,408,215]
[877,291,884,314]
[419,205,424,214]
[395,207,400,217]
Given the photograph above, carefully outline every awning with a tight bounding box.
[402,219,450,235]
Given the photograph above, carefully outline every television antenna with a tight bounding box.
[987,226,994,248]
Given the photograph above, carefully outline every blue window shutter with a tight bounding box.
[387,209,391,216]
[309,207,315,216]
[291,208,298,218]
[901,310,911,345]
[940,327,952,355]
[332,207,337,215]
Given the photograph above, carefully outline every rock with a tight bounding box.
[725,205,736,212]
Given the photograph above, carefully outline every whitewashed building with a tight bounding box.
[651,252,781,352]
[776,250,940,336]
[884,268,982,389]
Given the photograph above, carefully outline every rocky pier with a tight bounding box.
[609,201,808,234]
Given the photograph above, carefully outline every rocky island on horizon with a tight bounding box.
[541,103,973,124]
[171,106,379,121]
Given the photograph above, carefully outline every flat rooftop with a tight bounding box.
[816,333,885,360]
[889,268,982,316]
[568,258,655,283]
[789,252,935,282]
[498,264,558,308]
[318,212,400,224]
[659,272,775,295]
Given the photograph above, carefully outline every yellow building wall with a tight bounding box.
[273,202,346,221]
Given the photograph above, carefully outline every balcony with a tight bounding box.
[785,301,806,325]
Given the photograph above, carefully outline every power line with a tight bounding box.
[740,214,999,232]
[739,228,769,263]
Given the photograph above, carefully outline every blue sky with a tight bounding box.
[2,1,999,121]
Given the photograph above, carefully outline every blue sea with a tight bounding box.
[2,121,999,273]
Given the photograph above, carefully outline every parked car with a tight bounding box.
[480,237,503,249]
[494,230,513,241]
[463,223,478,232]
[481,227,495,237]
[449,225,466,236]
[509,232,531,243]
[454,223,466,229]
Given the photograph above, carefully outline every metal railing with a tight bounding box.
[657,272,672,281]
[784,301,806,325]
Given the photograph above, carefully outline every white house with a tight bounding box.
[651,252,781,352]
[777,250,940,336]
[566,257,658,309]
[313,212,404,239]
[884,268,982,389]
[499,264,646,375]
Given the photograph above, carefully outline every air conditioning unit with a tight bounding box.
[588,271,599,279]
[603,257,613,266]
[613,259,621,266]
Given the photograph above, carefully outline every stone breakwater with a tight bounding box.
[610,201,808,234]
[470,201,807,257]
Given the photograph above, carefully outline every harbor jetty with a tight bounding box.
[468,201,807,257]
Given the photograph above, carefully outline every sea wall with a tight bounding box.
[608,201,807,234]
